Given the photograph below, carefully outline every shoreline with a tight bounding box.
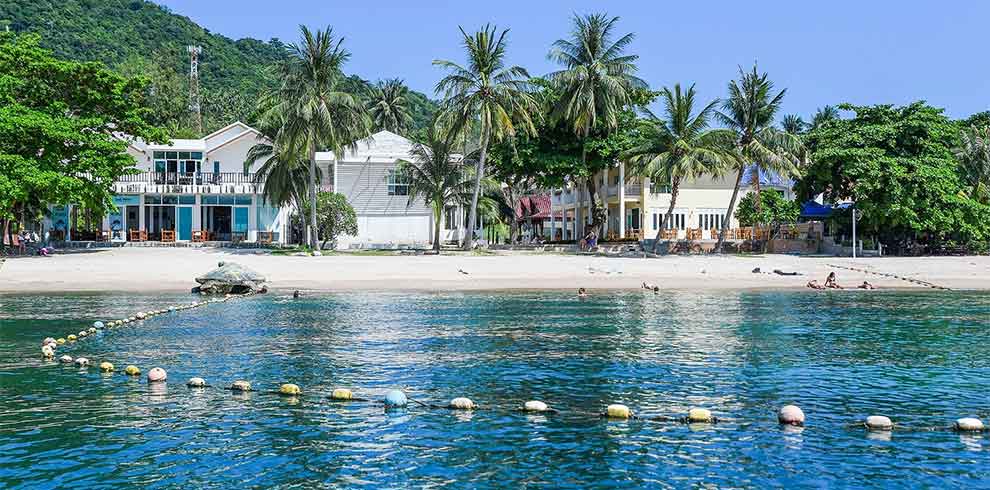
[1,248,987,294]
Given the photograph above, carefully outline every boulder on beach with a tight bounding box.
[192,261,268,295]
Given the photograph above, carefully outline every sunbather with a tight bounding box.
[857,281,876,290]
[806,280,825,290]
[824,272,842,289]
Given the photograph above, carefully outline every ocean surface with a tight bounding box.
[1,290,989,489]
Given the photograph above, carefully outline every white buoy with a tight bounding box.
[136,312,146,320]
[41,345,55,358]
[75,357,90,367]
[87,327,96,334]
[956,418,984,431]
[42,337,56,346]
[147,367,167,382]
[186,377,207,387]
[93,321,104,329]
[523,400,549,412]
[865,415,893,430]
[78,331,88,338]
[59,355,73,363]
[778,405,806,426]
[449,397,475,410]
[230,380,252,392]
[688,408,714,423]
[606,404,632,419]
[99,362,114,372]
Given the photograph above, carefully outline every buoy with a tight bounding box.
[43,337,56,346]
[78,331,88,338]
[128,317,136,322]
[523,400,549,412]
[93,321,104,329]
[136,312,146,320]
[87,327,96,334]
[67,334,77,342]
[99,361,114,372]
[124,365,141,376]
[186,377,207,388]
[56,338,66,345]
[449,397,476,410]
[75,357,90,367]
[606,404,632,419]
[331,388,353,400]
[147,367,167,383]
[41,345,55,358]
[865,415,893,430]
[955,418,984,431]
[778,405,805,426]
[384,390,407,407]
[59,355,73,363]
[688,408,714,423]
[279,383,301,396]
[230,380,252,392]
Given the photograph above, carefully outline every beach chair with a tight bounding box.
[161,230,176,243]
[129,229,147,242]
[97,230,110,242]
[258,231,273,245]
[687,228,702,240]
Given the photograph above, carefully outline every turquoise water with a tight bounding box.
[1,290,989,489]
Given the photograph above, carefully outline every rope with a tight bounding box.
[827,264,952,290]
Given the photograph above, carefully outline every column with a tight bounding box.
[549,193,555,241]
[138,199,145,232]
[618,162,626,239]
[601,169,608,236]
[332,159,338,192]
[192,195,202,232]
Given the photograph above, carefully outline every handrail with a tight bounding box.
[116,172,263,185]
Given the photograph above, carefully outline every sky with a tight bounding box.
[157,0,989,121]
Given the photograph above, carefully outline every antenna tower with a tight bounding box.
[187,45,203,135]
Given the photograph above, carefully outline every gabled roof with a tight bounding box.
[204,121,255,142]
[316,130,416,162]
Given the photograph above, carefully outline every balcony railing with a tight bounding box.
[116,172,263,186]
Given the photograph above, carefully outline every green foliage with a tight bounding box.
[797,102,990,244]
[0,0,436,135]
[0,32,165,223]
[954,125,990,203]
[736,189,799,227]
[295,192,358,249]
[367,78,414,134]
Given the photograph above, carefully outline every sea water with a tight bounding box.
[1,290,989,489]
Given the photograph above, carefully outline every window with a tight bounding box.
[653,212,687,230]
[213,162,221,174]
[154,160,166,173]
[698,213,725,230]
[650,181,672,194]
[178,195,196,205]
[153,151,165,159]
[234,195,252,205]
[387,169,409,196]
[444,206,458,229]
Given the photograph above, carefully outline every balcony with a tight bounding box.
[606,183,644,198]
[113,171,264,195]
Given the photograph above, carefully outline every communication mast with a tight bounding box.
[187,45,203,135]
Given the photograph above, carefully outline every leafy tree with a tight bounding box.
[954,125,990,203]
[433,24,539,250]
[0,32,166,244]
[781,114,807,134]
[714,65,804,253]
[547,13,646,234]
[295,191,358,249]
[736,189,799,230]
[797,102,990,247]
[258,25,370,250]
[367,78,413,134]
[397,121,478,252]
[811,105,840,128]
[625,83,737,253]
[961,111,990,130]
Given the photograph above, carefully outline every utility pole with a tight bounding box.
[187,45,203,135]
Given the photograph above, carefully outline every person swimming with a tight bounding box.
[858,281,876,290]
[292,290,300,299]
[577,288,588,298]
[642,282,660,294]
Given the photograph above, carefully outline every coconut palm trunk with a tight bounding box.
[715,166,746,254]
[307,144,320,250]
[463,128,490,250]
[652,177,681,254]
[433,200,443,252]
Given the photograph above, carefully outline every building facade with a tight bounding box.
[47,122,291,244]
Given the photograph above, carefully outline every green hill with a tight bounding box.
[0,0,436,135]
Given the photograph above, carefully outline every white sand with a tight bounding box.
[0,247,987,293]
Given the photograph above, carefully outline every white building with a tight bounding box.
[317,130,468,249]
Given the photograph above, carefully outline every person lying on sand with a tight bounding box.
[642,282,660,294]
[825,272,842,289]
[857,281,876,290]
[806,280,825,290]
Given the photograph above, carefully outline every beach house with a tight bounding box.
[46,122,291,244]
[316,130,468,249]
[548,163,793,242]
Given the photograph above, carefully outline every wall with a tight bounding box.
[207,132,266,173]
[334,161,431,215]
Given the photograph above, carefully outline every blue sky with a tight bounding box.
[158,0,989,120]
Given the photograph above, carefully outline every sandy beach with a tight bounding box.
[0,247,987,293]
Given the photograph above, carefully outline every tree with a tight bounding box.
[713,65,804,253]
[547,13,646,235]
[625,84,737,253]
[781,114,807,134]
[397,120,478,252]
[954,125,990,203]
[736,189,799,233]
[367,78,413,134]
[294,192,357,249]
[245,107,313,216]
[811,105,840,129]
[796,102,990,248]
[258,25,370,250]
[0,32,166,245]
[433,24,539,250]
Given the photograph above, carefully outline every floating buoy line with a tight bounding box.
[34,292,988,434]
[827,264,951,290]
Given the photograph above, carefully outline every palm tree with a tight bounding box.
[547,13,646,235]
[367,78,413,134]
[397,122,478,252]
[811,105,840,128]
[954,125,990,203]
[781,114,807,134]
[433,24,539,250]
[625,84,738,254]
[713,65,804,254]
[259,25,370,250]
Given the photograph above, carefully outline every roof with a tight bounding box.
[516,194,552,221]
[316,130,414,162]
[127,121,264,155]
[800,200,854,218]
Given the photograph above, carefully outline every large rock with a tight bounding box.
[193,261,268,295]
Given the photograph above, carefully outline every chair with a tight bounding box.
[660,229,677,240]
[191,230,209,243]
[231,232,246,244]
[96,230,110,242]
[161,230,176,243]
[258,231,273,244]
[129,229,147,242]
[687,228,702,240]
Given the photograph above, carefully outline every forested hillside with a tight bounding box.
[0,0,436,136]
